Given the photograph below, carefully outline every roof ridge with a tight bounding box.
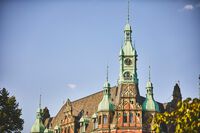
[72,86,117,103]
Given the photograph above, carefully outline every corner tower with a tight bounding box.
[142,66,160,112]
[31,95,45,133]
[97,66,114,131]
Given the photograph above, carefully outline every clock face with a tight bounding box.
[124,71,132,80]
[125,58,132,65]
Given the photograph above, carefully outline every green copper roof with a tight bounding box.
[146,81,153,88]
[122,41,134,55]
[97,94,114,112]
[98,75,114,112]
[103,81,110,88]
[142,98,160,112]
[124,23,131,31]
[31,108,45,133]
[142,67,160,112]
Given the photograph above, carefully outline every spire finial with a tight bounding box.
[127,0,130,23]
[148,66,151,81]
[106,65,109,82]
[39,94,41,109]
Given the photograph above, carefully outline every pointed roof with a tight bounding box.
[122,1,134,56]
[142,66,160,112]
[146,66,153,88]
[97,66,114,112]
[31,108,45,133]
[97,93,114,112]
[31,95,45,133]
[124,0,132,31]
[142,99,160,112]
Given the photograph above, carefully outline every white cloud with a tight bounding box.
[183,4,194,11]
[67,83,77,89]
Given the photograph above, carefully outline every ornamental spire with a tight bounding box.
[127,0,130,23]
[39,94,41,109]
[142,66,160,112]
[148,66,151,81]
[106,65,109,82]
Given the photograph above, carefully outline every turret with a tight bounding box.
[142,66,160,112]
[97,66,114,130]
[79,112,90,133]
[31,95,45,133]
[98,66,114,112]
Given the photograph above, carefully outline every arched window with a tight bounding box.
[129,112,133,123]
[123,112,127,123]
[103,115,107,124]
[98,116,101,124]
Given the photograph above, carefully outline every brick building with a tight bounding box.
[31,1,182,133]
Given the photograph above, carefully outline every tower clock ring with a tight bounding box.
[124,58,132,65]
[123,71,132,80]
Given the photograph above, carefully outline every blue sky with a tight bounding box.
[0,0,200,132]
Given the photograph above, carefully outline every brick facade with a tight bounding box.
[44,82,171,133]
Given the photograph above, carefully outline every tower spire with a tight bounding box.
[148,66,151,81]
[39,94,41,109]
[127,0,130,23]
[106,65,109,82]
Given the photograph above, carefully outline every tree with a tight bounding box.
[0,88,24,132]
[151,98,200,133]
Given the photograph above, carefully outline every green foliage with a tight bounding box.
[0,88,24,132]
[151,98,200,133]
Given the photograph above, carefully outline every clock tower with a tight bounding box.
[118,21,138,86]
